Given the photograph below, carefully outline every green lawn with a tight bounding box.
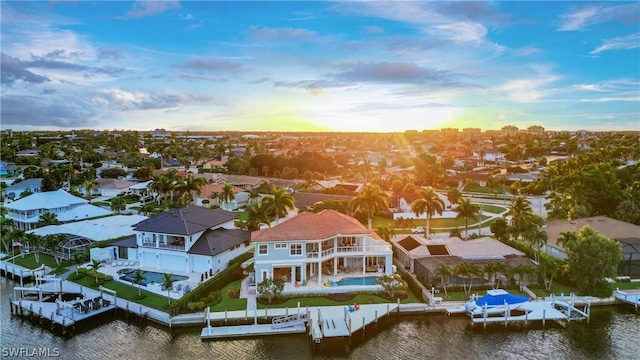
[10,253,66,269]
[258,291,419,309]
[209,279,247,312]
[481,204,507,214]
[69,274,172,311]
[94,201,111,207]
[374,215,491,233]
[610,281,640,291]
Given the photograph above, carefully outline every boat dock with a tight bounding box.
[465,293,591,328]
[615,289,640,310]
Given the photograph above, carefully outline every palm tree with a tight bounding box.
[264,185,295,225]
[161,273,176,304]
[132,268,147,297]
[179,173,206,204]
[39,212,59,227]
[523,227,548,263]
[219,183,236,210]
[494,262,510,289]
[375,224,395,242]
[150,174,173,205]
[245,199,271,231]
[434,264,452,297]
[454,262,476,297]
[349,184,389,230]
[24,233,42,263]
[43,234,64,265]
[539,256,560,291]
[110,196,127,214]
[483,262,500,289]
[454,198,480,240]
[71,251,87,275]
[248,190,261,205]
[83,179,97,203]
[507,195,534,241]
[87,259,105,284]
[411,187,444,238]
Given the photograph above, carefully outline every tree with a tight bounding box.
[87,259,105,284]
[375,224,395,242]
[454,198,480,240]
[454,262,479,297]
[132,269,147,297]
[434,264,452,296]
[449,228,462,239]
[161,273,176,304]
[348,184,389,230]
[83,179,97,203]
[179,173,206,204]
[99,168,128,179]
[24,233,42,263]
[446,187,462,206]
[133,165,155,182]
[539,255,560,291]
[411,187,444,238]
[523,227,548,263]
[39,212,59,227]
[219,183,236,210]
[482,262,500,289]
[490,217,510,242]
[376,274,407,299]
[507,195,535,241]
[244,198,271,231]
[150,174,173,205]
[558,226,623,297]
[110,196,127,214]
[257,277,284,304]
[263,185,295,224]
[493,262,510,289]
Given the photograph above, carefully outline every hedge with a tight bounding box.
[170,252,251,315]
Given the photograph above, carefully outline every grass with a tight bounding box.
[94,201,111,207]
[609,281,640,291]
[10,253,67,269]
[373,215,491,233]
[209,279,247,312]
[258,290,420,309]
[70,274,172,311]
[481,204,507,214]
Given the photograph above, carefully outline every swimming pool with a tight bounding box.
[334,276,379,286]
[118,268,188,285]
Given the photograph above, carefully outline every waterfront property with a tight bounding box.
[3,189,113,230]
[91,206,251,275]
[541,216,640,279]
[251,210,393,292]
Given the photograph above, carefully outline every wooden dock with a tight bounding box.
[615,289,640,310]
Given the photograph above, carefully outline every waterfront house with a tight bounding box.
[3,178,43,199]
[113,206,251,274]
[251,210,393,288]
[3,189,113,230]
[542,216,640,279]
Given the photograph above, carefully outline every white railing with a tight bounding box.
[306,244,390,259]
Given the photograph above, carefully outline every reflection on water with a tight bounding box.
[1,277,639,360]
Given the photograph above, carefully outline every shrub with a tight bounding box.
[187,301,206,311]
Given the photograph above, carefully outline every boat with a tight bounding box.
[465,289,530,317]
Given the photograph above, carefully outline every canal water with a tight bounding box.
[1,277,639,359]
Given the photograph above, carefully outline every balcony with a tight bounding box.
[306,244,391,259]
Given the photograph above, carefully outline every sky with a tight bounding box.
[1,1,639,133]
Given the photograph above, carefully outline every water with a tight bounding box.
[117,268,188,285]
[335,276,378,286]
[2,277,639,359]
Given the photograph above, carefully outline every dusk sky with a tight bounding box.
[1,1,638,132]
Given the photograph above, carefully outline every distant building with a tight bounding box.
[150,128,172,138]
[501,125,519,137]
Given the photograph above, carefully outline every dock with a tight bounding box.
[615,289,640,310]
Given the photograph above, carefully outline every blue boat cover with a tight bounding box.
[475,291,529,306]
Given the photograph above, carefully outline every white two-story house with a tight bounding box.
[4,189,113,230]
[131,206,251,274]
[251,210,393,288]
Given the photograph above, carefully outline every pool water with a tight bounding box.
[334,276,378,286]
[118,268,188,285]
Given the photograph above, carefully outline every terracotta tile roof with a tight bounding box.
[199,183,244,198]
[251,210,371,242]
[133,205,237,236]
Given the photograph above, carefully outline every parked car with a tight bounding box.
[411,226,425,234]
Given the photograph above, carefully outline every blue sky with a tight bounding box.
[1,1,638,132]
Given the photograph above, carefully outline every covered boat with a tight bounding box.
[465,289,530,316]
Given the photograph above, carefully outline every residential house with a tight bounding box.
[4,189,113,230]
[128,180,154,202]
[94,178,138,198]
[251,210,393,289]
[120,206,250,274]
[195,183,248,210]
[541,216,640,279]
[393,235,536,287]
[3,178,43,199]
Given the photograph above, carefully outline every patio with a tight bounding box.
[280,271,386,295]
[84,260,203,300]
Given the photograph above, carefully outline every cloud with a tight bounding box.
[273,79,352,95]
[91,88,220,111]
[427,21,488,43]
[97,47,124,60]
[0,94,99,127]
[176,59,243,73]
[173,73,228,82]
[330,62,454,85]
[494,66,562,102]
[245,26,319,41]
[0,54,50,85]
[361,25,384,34]
[591,33,640,54]
[119,1,181,19]
[559,3,639,31]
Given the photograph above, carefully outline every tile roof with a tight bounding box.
[133,205,238,236]
[251,210,371,242]
[188,228,250,256]
[96,178,137,190]
[198,183,244,198]
[292,192,353,210]
[544,216,640,249]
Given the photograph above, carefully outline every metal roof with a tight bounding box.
[188,228,250,256]
[133,206,238,236]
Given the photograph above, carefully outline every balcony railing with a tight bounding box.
[306,244,391,259]
[158,243,185,251]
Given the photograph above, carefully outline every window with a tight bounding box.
[275,243,288,249]
[258,244,268,255]
[290,244,302,256]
